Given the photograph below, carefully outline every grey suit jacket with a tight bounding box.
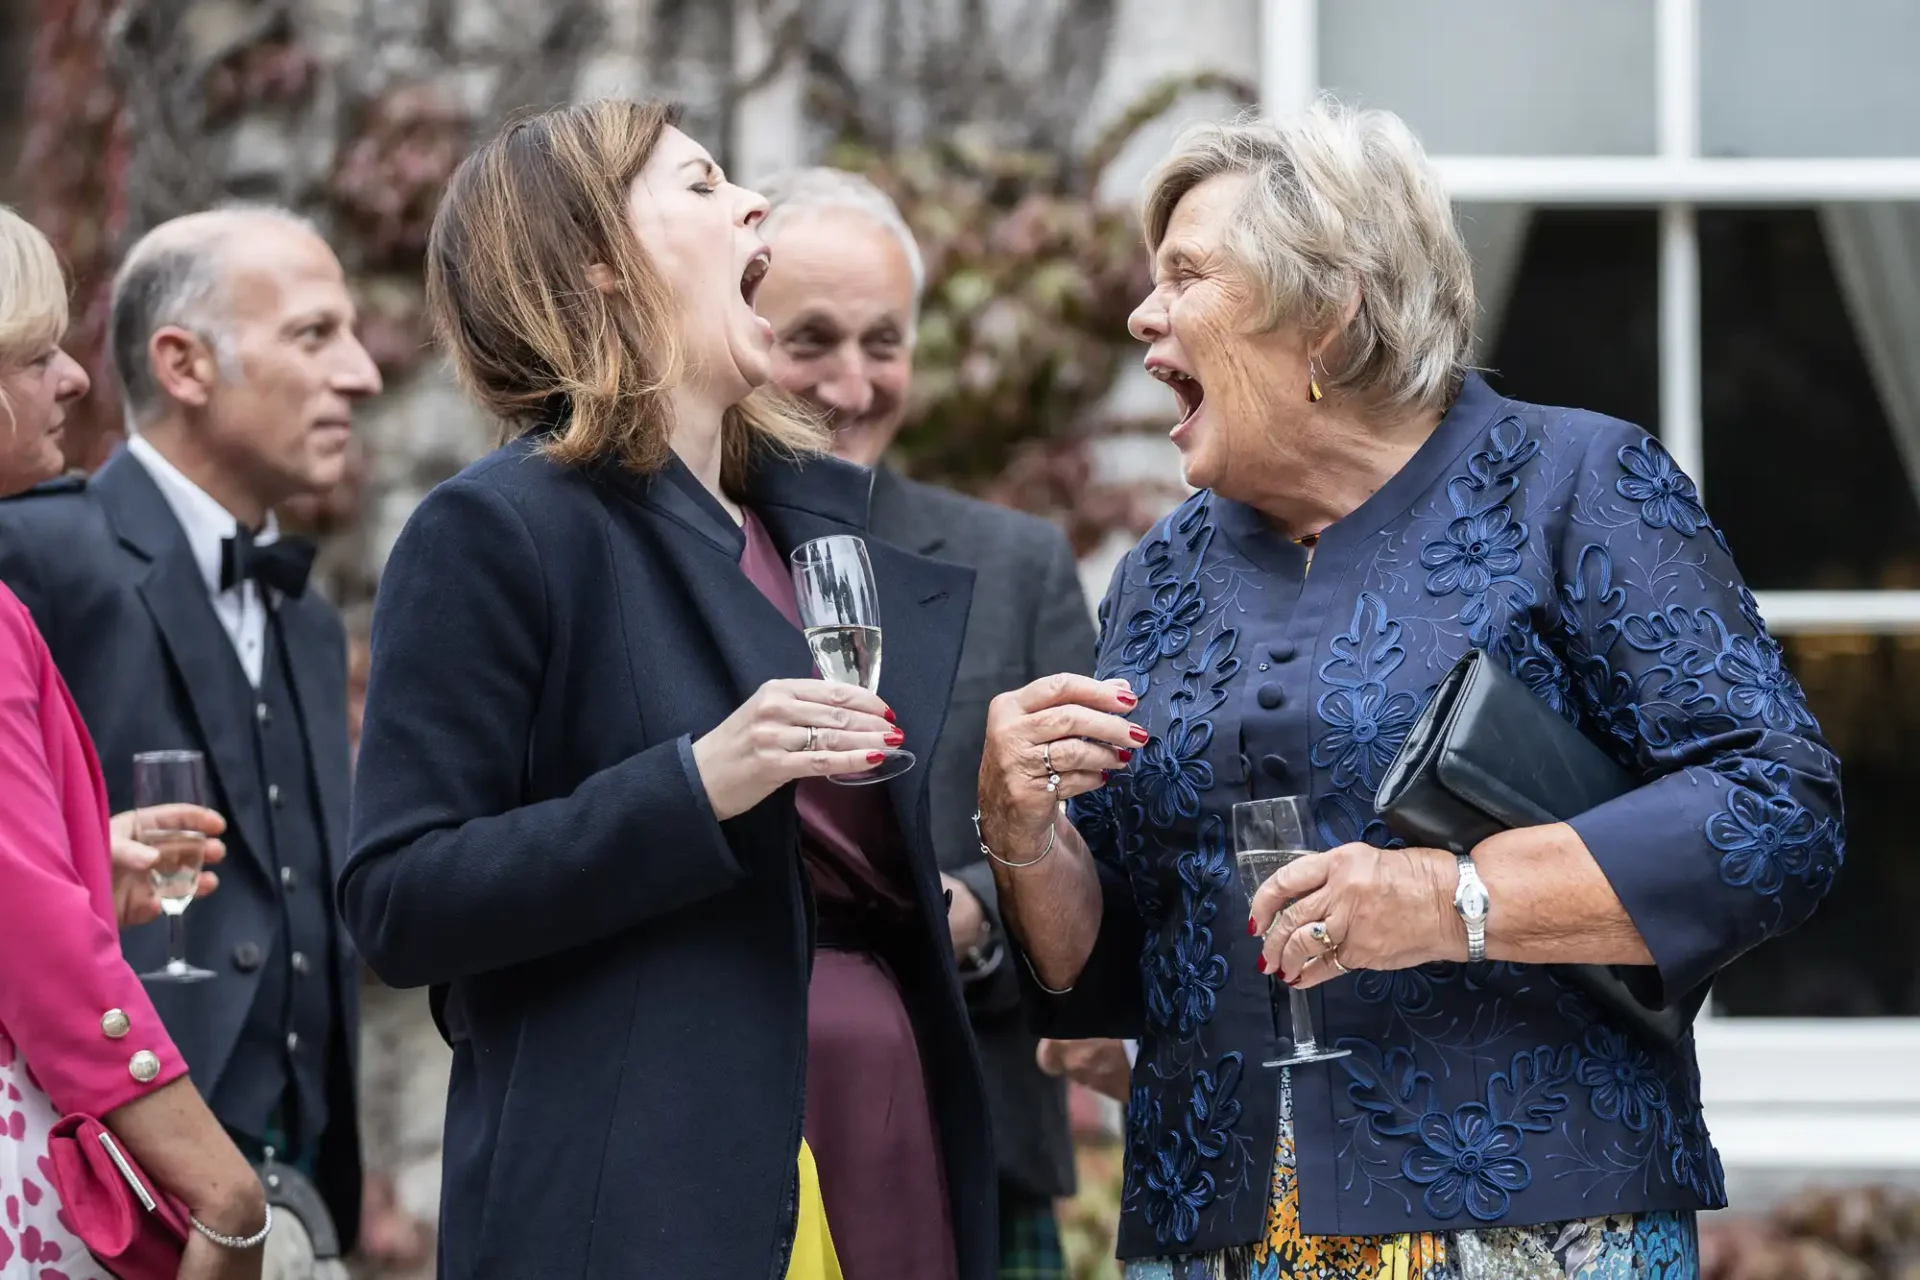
[868,465,1096,1201]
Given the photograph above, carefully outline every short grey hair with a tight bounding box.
[1143,99,1475,411]
[757,168,927,325]
[109,204,319,425]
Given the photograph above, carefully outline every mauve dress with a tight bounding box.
[738,510,958,1280]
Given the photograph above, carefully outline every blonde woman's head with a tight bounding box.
[0,206,89,495]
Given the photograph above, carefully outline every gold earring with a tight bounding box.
[1307,357,1324,403]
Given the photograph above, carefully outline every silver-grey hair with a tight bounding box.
[757,168,926,329]
[109,204,319,426]
[1143,99,1475,411]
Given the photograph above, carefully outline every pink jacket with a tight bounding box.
[0,580,186,1116]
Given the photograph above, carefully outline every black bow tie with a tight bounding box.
[219,528,316,598]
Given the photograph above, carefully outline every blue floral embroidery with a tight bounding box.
[1421,506,1526,597]
[1715,633,1814,732]
[1312,595,1420,791]
[1142,1134,1215,1246]
[1313,792,1405,852]
[1577,1025,1668,1133]
[1401,1104,1532,1221]
[1123,580,1206,671]
[1134,717,1215,827]
[1707,785,1817,895]
[1354,967,1438,1016]
[1616,438,1708,537]
[1146,918,1230,1038]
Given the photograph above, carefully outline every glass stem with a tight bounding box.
[1288,986,1318,1052]
[169,913,187,968]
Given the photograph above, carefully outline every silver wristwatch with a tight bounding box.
[1452,854,1489,963]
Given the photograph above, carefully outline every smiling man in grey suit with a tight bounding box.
[758,168,1097,1278]
[0,206,382,1255]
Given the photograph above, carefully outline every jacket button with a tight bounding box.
[256,702,272,727]
[1261,754,1291,781]
[1268,640,1298,662]
[280,866,297,892]
[233,941,264,972]
[129,1050,161,1083]
[1257,682,1285,710]
[268,783,283,808]
[101,1009,130,1039]
[291,951,311,976]
[286,1032,301,1053]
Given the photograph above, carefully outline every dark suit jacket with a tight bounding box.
[868,467,1096,1201]
[0,451,362,1239]
[340,437,997,1280]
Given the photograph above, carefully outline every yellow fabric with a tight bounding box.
[785,1139,844,1280]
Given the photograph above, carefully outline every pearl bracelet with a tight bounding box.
[190,1203,273,1250]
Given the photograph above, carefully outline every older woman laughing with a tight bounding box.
[975,104,1842,1279]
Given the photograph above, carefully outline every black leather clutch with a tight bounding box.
[1374,648,1705,1046]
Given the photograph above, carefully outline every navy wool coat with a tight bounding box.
[341,435,996,1279]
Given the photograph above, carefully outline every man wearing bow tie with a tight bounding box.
[0,205,382,1249]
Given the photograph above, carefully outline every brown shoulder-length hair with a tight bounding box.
[424,98,824,488]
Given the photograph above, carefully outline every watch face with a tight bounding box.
[1455,878,1489,922]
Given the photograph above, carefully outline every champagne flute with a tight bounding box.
[1233,796,1350,1068]
[133,750,217,984]
[789,535,913,784]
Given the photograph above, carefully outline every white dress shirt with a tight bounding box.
[124,434,279,688]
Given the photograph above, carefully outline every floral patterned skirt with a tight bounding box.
[1124,1072,1698,1280]
[0,1029,114,1279]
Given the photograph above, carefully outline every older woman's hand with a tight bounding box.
[1248,843,1464,987]
[977,674,1142,854]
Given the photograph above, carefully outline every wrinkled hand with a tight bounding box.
[1036,1037,1132,1103]
[976,674,1140,858]
[692,679,900,822]
[940,873,987,956]
[111,806,227,929]
[1248,843,1464,988]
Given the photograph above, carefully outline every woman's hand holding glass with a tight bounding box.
[692,679,902,821]
[1247,841,1464,987]
[976,674,1143,853]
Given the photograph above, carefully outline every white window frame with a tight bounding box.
[1262,0,1920,1189]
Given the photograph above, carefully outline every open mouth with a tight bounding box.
[1149,361,1205,427]
[740,248,770,309]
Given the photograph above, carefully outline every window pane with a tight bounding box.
[1700,209,1920,591]
[1713,632,1920,1016]
[1481,210,1659,428]
[1702,0,1920,158]
[1319,0,1656,156]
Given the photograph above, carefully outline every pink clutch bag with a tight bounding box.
[45,1113,190,1280]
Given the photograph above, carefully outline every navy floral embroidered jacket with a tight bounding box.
[1023,373,1843,1258]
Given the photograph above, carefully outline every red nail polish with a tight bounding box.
[1129,726,1150,744]
[867,752,886,764]
[1101,770,1112,781]
[1116,748,1133,763]
[1117,692,1138,708]
[1256,956,1268,974]
[1246,917,1258,936]
[883,708,896,723]
[885,730,905,746]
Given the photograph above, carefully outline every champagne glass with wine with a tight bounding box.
[133,749,217,984]
[1233,796,1350,1068]
[789,534,913,784]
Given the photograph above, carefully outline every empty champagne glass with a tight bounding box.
[133,750,216,984]
[789,535,913,784]
[1233,796,1350,1068]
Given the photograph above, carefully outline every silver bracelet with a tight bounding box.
[190,1203,272,1250]
[973,810,1057,869]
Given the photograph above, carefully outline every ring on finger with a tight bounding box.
[1307,920,1338,951]
[1328,953,1351,976]
[802,725,818,752]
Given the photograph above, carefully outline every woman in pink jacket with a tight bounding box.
[0,206,267,1279]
